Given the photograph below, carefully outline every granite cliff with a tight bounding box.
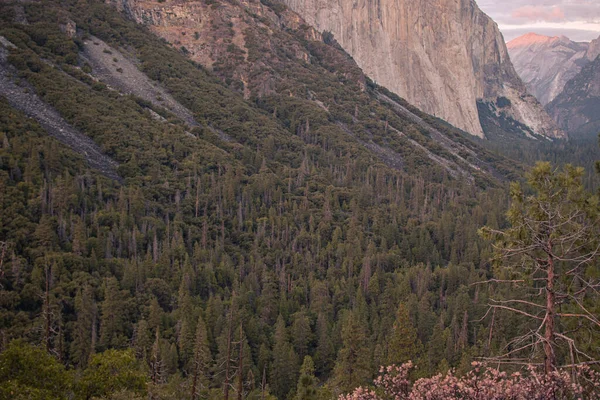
[546,55,600,136]
[508,33,600,106]
[280,0,562,139]
[99,0,519,180]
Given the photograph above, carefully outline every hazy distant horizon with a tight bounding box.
[476,0,600,42]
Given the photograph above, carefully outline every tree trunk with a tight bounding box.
[44,263,51,353]
[261,365,266,400]
[191,348,199,400]
[544,249,556,373]
[224,306,234,400]
[237,324,243,400]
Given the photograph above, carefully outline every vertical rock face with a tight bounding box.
[507,33,600,106]
[281,0,562,139]
[586,36,600,62]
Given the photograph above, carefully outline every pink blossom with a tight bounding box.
[338,362,600,400]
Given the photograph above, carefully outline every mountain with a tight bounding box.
[280,0,562,139]
[507,33,600,106]
[546,55,600,136]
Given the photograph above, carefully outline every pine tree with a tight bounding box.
[133,319,152,361]
[191,315,211,400]
[295,356,318,400]
[70,284,97,368]
[98,277,127,350]
[332,311,371,394]
[314,313,334,377]
[292,311,312,360]
[270,315,299,399]
[481,162,600,372]
[386,303,421,365]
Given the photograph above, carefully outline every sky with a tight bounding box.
[476,0,600,42]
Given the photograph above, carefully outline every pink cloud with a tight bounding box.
[511,6,566,22]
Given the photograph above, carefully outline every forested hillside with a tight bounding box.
[0,1,598,399]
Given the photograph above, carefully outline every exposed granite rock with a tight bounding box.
[507,33,600,106]
[280,0,562,139]
[59,19,77,38]
[80,35,199,126]
[546,56,600,136]
[104,0,323,99]
[586,36,600,62]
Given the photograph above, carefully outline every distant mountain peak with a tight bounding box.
[508,33,597,106]
[507,33,560,49]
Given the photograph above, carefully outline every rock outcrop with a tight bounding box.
[280,0,562,139]
[105,0,324,99]
[507,33,600,106]
[546,55,600,136]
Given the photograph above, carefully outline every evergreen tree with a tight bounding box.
[98,278,128,350]
[314,313,335,377]
[332,311,371,394]
[292,311,312,360]
[191,314,211,400]
[270,315,299,399]
[386,303,421,365]
[481,162,600,372]
[295,356,318,400]
[70,284,97,368]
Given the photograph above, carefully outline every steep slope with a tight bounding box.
[280,0,562,139]
[588,36,600,62]
[546,55,600,136]
[2,0,595,397]
[0,37,121,181]
[80,35,199,127]
[507,33,600,106]
[102,0,517,182]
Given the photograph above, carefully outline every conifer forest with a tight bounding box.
[0,0,599,399]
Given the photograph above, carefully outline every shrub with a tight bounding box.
[340,362,600,400]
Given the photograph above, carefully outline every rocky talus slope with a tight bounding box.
[280,0,562,139]
[507,33,600,106]
[0,38,121,181]
[81,36,199,126]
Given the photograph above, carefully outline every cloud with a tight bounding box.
[478,0,600,24]
[511,6,565,23]
[476,0,600,41]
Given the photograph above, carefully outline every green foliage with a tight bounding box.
[76,349,148,399]
[386,303,422,366]
[295,356,318,400]
[0,340,71,400]
[0,0,592,398]
[480,162,600,370]
[332,311,372,394]
[271,315,299,399]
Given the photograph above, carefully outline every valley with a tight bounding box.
[0,1,598,399]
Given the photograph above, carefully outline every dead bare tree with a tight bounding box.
[224,305,234,400]
[0,241,7,286]
[191,314,210,400]
[150,327,165,386]
[237,323,244,400]
[479,163,600,373]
